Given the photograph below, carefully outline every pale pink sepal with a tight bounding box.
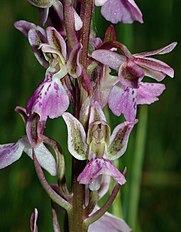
[88,209,132,232]
[101,0,143,24]
[0,140,25,169]
[23,138,57,176]
[137,82,165,105]
[109,85,137,121]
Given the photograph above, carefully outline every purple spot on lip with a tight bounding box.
[54,82,59,91]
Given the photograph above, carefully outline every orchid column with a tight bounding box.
[0,0,176,232]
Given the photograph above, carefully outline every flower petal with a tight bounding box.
[101,0,143,24]
[62,113,87,160]
[135,57,174,78]
[0,140,24,169]
[92,49,125,70]
[109,85,137,121]
[67,43,83,78]
[28,28,48,68]
[134,42,177,57]
[26,72,69,121]
[107,121,135,160]
[77,158,126,190]
[88,209,131,232]
[137,82,165,105]
[23,138,57,176]
[46,27,67,60]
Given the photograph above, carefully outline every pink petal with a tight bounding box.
[134,42,177,57]
[134,57,174,78]
[89,209,131,232]
[0,140,24,169]
[92,49,125,70]
[23,138,57,176]
[77,158,126,190]
[137,82,165,105]
[26,72,69,121]
[109,85,137,122]
[101,0,143,24]
[73,9,83,31]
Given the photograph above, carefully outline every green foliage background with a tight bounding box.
[0,0,180,231]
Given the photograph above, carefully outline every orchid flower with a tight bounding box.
[95,0,143,24]
[0,106,57,175]
[15,23,82,122]
[92,42,177,121]
[27,0,83,30]
[63,102,136,190]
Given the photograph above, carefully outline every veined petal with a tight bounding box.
[26,72,69,121]
[107,121,135,160]
[28,28,48,68]
[14,20,46,38]
[141,66,166,82]
[27,0,54,8]
[0,140,25,169]
[92,49,125,70]
[23,138,57,176]
[62,113,87,160]
[46,27,67,60]
[137,82,165,105]
[78,158,126,190]
[88,209,131,232]
[134,42,177,57]
[89,101,107,125]
[101,0,143,24]
[109,85,137,121]
[135,57,174,78]
[67,43,83,78]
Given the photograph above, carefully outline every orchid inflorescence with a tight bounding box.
[0,0,176,231]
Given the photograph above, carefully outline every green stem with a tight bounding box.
[127,106,148,229]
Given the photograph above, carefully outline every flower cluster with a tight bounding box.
[0,0,176,231]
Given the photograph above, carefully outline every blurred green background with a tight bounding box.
[0,0,181,231]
